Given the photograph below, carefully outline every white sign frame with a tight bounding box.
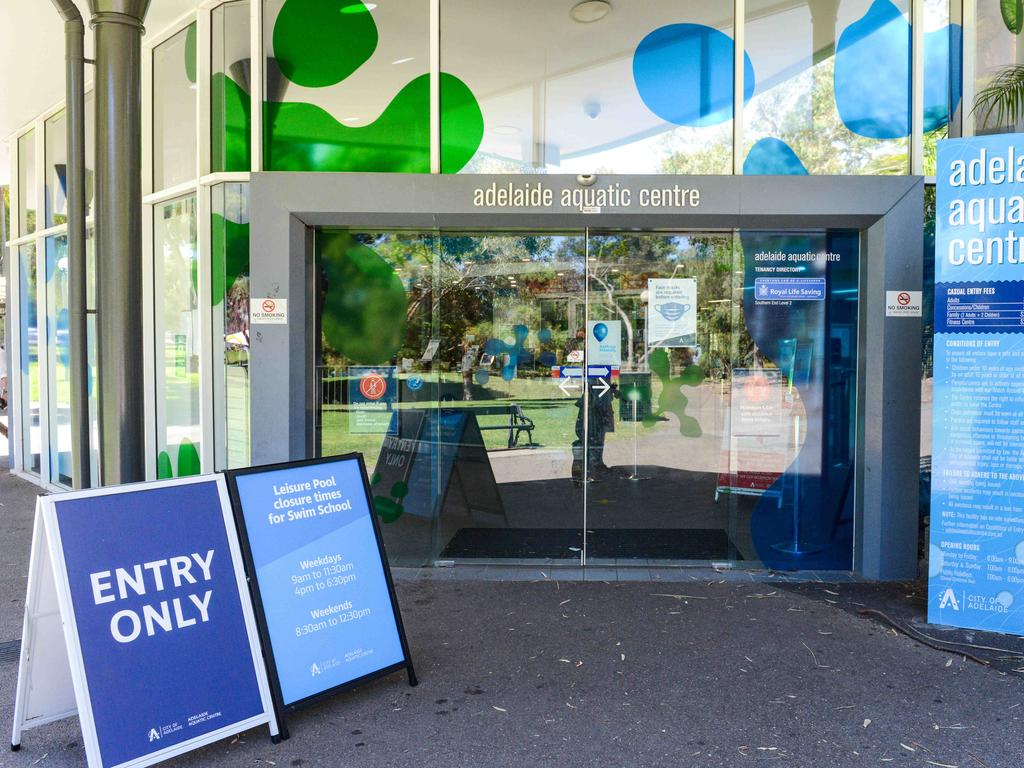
[647,278,698,348]
[885,290,922,317]
[250,297,288,324]
[11,475,280,768]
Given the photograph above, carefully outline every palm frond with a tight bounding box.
[973,65,1024,130]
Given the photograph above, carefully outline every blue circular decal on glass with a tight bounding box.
[407,375,424,391]
[634,23,755,127]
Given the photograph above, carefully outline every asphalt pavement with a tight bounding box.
[0,458,1021,768]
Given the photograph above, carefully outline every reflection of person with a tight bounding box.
[0,342,8,438]
[572,382,619,483]
[460,339,477,401]
[564,326,586,361]
[565,325,620,483]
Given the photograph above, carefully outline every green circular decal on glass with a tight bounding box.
[320,233,407,364]
[273,0,377,88]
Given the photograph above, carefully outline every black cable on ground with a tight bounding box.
[857,608,993,667]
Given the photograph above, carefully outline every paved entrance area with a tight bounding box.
[0,462,1021,768]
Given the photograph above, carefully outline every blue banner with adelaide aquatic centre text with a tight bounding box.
[231,456,407,706]
[930,134,1024,635]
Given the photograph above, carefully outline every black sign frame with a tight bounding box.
[224,453,418,740]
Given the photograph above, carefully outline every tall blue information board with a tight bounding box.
[226,454,415,732]
[930,134,1024,634]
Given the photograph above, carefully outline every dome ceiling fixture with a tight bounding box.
[570,0,611,24]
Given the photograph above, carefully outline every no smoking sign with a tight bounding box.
[885,290,922,317]
[251,297,288,325]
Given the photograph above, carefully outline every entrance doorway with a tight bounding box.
[312,227,859,569]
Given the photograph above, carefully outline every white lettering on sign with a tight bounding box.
[90,550,216,643]
[471,182,700,212]
[251,297,288,325]
[885,290,923,317]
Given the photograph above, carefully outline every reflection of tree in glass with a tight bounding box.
[663,57,909,175]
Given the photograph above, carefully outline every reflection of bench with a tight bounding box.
[468,404,536,448]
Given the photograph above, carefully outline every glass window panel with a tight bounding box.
[154,196,201,477]
[442,0,735,174]
[734,229,860,569]
[87,228,99,485]
[975,0,1024,134]
[45,235,71,485]
[212,183,250,469]
[18,243,40,474]
[744,0,911,175]
[153,23,198,190]
[43,96,96,226]
[18,131,36,235]
[262,0,431,172]
[85,91,96,219]
[45,111,68,227]
[212,1,252,173]
[923,0,960,175]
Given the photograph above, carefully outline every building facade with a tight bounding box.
[2,0,1018,576]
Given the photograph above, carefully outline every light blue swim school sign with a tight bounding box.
[930,134,1024,635]
[226,454,416,730]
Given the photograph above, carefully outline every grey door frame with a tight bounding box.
[249,172,924,580]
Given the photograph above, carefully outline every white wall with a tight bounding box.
[0,0,199,184]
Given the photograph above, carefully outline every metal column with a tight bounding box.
[88,0,151,485]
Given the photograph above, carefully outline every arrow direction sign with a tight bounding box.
[586,365,611,378]
[592,377,610,398]
[558,377,581,396]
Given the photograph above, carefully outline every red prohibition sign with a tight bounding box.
[359,373,387,401]
[262,299,276,313]
[897,292,911,306]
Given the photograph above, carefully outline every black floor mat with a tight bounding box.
[439,527,741,561]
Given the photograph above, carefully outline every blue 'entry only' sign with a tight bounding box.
[227,454,415,724]
[11,476,279,768]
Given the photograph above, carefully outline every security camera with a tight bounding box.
[576,174,597,187]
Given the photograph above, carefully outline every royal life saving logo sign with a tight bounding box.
[929,135,1024,636]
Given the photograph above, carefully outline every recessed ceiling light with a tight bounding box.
[491,125,520,136]
[342,117,360,123]
[392,57,414,65]
[570,0,611,23]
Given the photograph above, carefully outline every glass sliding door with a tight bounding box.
[315,225,860,570]
[583,231,742,565]
[432,232,586,564]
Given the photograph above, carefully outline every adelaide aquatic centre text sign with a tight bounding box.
[11,477,279,768]
[930,134,1024,635]
[226,455,416,731]
[471,181,701,212]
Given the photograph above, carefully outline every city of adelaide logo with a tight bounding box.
[359,373,387,401]
[939,587,960,611]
